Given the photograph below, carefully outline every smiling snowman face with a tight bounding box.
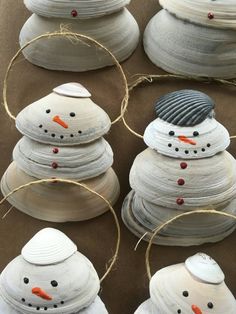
[16,83,111,146]
[0,229,100,314]
[144,90,230,159]
[149,253,236,314]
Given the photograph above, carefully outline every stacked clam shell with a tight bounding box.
[1,83,120,222]
[135,253,236,313]
[143,0,236,78]
[0,228,108,313]
[19,0,140,71]
[122,90,236,246]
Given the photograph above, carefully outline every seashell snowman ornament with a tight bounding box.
[0,228,108,313]
[135,253,236,314]
[1,83,120,222]
[19,0,139,71]
[143,0,236,78]
[122,90,236,246]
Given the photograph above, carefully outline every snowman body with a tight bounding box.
[143,0,236,78]
[19,0,139,71]
[135,253,236,314]
[1,83,120,222]
[122,90,236,246]
[0,228,108,313]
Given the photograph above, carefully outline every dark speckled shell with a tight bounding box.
[155,90,215,126]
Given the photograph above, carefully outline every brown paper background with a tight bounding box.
[0,1,235,313]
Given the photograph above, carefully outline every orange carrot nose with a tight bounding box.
[32,287,52,301]
[192,305,202,314]
[178,135,196,145]
[53,115,68,129]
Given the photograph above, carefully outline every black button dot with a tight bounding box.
[54,305,58,308]
[177,310,181,314]
[60,135,64,139]
[175,148,179,152]
[23,278,29,284]
[208,302,214,309]
[202,148,206,152]
[44,130,48,133]
[169,131,175,136]
[28,304,32,307]
[61,301,64,304]
[21,298,25,302]
[193,131,199,137]
[70,112,76,117]
[70,134,74,137]
[194,150,198,154]
[36,307,40,310]
[207,143,211,147]
[44,307,48,310]
[168,143,172,147]
[51,134,55,137]
[39,125,43,128]
[78,130,82,134]
[51,280,58,287]
[183,291,189,297]
[185,150,189,154]
[46,109,51,114]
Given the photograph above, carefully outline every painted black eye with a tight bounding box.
[169,131,175,136]
[46,109,51,114]
[24,277,29,284]
[51,280,58,287]
[182,291,189,297]
[208,302,214,309]
[70,112,76,117]
[193,131,199,137]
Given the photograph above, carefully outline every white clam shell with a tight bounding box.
[16,89,111,145]
[0,227,107,313]
[144,118,230,159]
[1,162,120,222]
[53,83,92,98]
[143,10,236,78]
[185,253,225,284]
[13,137,113,180]
[21,228,77,265]
[160,0,236,29]
[19,10,140,72]
[24,0,130,19]
[129,148,236,209]
[122,190,236,246]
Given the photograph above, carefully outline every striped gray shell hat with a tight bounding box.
[155,90,215,126]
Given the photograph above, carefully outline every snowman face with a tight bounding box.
[0,253,100,312]
[144,118,230,159]
[150,264,236,314]
[16,93,111,146]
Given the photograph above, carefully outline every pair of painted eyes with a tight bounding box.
[23,277,58,287]
[169,131,199,137]
[182,291,214,309]
[46,109,76,117]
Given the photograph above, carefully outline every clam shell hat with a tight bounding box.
[24,0,131,19]
[144,90,230,159]
[0,228,108,314]
[135,253,236,314]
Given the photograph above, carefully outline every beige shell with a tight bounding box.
[1,162,120,222]
[13,136,113,180]
[143,9,236,78]
[24,0,131,19]
[16,86,111,145]
[160,0,236,29]
[19,9,140,72]
[135,254,236,313]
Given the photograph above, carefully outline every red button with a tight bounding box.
[71,9,78,17]
[177,178,185,186]
[176,198,184,205]
[208,12,214,19]
[180,162,188,169]
[52,162,58,169]
[53,148,59,154]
